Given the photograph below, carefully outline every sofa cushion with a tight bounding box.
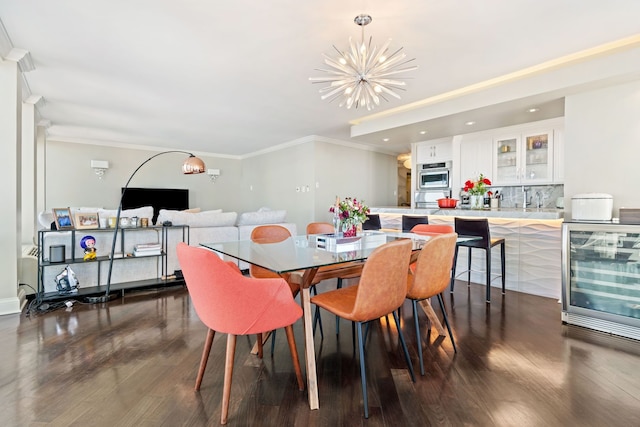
[156,209,234,227]
[236,210,287,226]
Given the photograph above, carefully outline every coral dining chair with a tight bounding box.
[311,239,416,418]
[406,233,458,375]
[176,243,304,425]
[250,225,308,353]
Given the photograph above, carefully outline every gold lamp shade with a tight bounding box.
[182,155,206,174]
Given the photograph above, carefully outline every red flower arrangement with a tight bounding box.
[464,174,492,195]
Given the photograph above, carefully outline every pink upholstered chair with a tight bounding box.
[176,243,304,425]
[410,223,454,236]
[406,233,458,375]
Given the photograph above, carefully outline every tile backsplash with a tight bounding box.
[459,184,564,209]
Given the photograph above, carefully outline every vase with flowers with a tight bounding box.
[464,174,492,209]
[329,197,370,237]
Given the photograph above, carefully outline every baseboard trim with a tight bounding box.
[0,293,23,316]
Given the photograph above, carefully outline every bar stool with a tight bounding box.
[451,217,505,303]
[402,215,429,232]
[362,214,381,230]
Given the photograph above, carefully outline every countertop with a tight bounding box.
[371,206,564,220]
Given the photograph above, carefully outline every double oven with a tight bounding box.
[415,161,452,208]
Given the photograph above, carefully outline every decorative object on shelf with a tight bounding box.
[309,14,417,111]
[329,197,370,237]
[52,207,74,230]
[464,174,492,210]
[80,235,97,261]
[75,212,99,229]
[97,151,205,304]
[55,265,79,294]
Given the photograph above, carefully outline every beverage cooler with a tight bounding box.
[562,222,640,340]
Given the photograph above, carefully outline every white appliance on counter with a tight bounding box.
[571,193,613,221]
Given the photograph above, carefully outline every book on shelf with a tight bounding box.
[133,249,162,257]
[134,243,161,251]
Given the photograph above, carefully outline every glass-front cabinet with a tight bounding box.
[562,222,640,341]
[493,129,554,185]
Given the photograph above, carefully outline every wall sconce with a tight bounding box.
[91,160,109,179]
[207,168,221,183]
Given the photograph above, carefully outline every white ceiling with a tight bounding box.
[2,1,640,157]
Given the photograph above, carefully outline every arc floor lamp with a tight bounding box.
[86,151,205,303]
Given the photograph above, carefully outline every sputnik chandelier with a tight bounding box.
[309,14,417,110]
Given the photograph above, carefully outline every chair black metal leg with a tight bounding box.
[393,310,416,382]
[450,245,459,292]
[312,285,324,339]
[356,321,369,419]
[412,300,425,375]
[351,321,356,354]
[270,330,276,356]
[336,278,343,334]
[467,248,472,286]
[437,293,457,353]
[500,242,506,294]
[486,248,491,303]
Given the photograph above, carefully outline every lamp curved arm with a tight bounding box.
[103,150,203,300]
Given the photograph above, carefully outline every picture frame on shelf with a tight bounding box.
[52,207,74,230]
[75,212,99,229]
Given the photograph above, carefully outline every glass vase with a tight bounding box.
[342,223,357,237]
[470,195,484,210]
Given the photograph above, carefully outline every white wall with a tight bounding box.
[44,141,243,214]
[41,137,397,235]
[564,79,640,216]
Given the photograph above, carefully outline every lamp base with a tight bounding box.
[84,293,118,304]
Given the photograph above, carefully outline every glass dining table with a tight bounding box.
[200,231,475,410]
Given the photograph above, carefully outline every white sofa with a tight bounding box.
[37,206,296,293]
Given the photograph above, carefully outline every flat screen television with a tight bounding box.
[121,187,189,224]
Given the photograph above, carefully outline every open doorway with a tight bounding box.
[397,154,411,206]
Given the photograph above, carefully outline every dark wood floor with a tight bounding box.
[2,281,640,426]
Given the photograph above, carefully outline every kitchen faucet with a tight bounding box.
[535,191,543,208]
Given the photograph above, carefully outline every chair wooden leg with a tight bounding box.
[256,333,263,359]
[437,293,457,353]
[284,324,305,391]
[195,328,215,390]
[393,310,416,382]
[356,321,369,419]
[412,300,425,375]
[221,334,237,425]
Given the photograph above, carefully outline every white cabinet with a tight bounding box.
[459,135,493,185]
[416,138,453,163]
[493,129,554,185]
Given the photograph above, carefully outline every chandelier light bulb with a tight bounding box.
[309,14,418,110]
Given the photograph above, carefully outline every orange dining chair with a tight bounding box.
[410,223,454,236]
[406,233,458,375]
[250,225,311,353]
[176,243,304,425]
[311,239,415,418]
[306,222,364,334]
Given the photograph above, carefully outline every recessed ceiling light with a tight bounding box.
[382,138,390,142]
[465,121,476,126]
[528,107,540,113]
[419,130,427,135]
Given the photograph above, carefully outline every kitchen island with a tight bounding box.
[371,206,564,299]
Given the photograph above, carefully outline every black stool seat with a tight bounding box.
[401,215,429,232]
[362,214,381,230]
[451,217,505,302]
